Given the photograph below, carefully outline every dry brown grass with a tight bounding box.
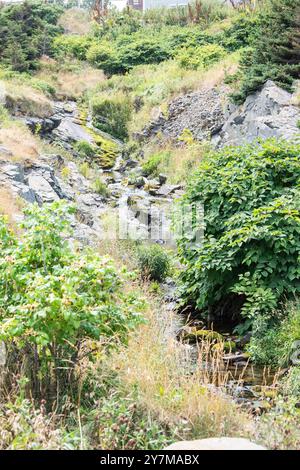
[0,185,24,228]
[58,8,93,36]
[291,82,300,106]
[0,122,40,162]
[105,277,251,440]
[36,60,105,100]
[3,81,53,118]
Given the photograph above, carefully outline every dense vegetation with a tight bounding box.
[0,1,63,72]
[178,139,300,327]
[233,0,300,102]
[0,202,142,400]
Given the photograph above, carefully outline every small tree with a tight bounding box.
[0,202,142,401]
[234,0,300,102]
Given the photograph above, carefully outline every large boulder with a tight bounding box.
[214,80,300,146]
[165,437,266,450]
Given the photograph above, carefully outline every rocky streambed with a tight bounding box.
[1,92,285,413]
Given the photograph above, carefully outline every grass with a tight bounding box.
[0,185,24,229]
[107,282,250,441]
[142,138,212,184]
[36,58,105,100]
[92,176,110,198]
[93,52,239,135]
[0,121,41,162]
[1,80,53,118]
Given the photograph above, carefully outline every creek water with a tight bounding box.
[51,101,278,413]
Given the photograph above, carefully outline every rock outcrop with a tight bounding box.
[0,155,105,244]
[138,80,300,147]
[138,87,228,142]
[165,437,266,450]
[214,80,300,146]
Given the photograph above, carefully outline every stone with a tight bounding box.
[25,116,61,135]
[133,176,146,188]
[53,118,94,144]
[158,173,167,185]
[12,182,37,204]
[223,352,251,363]
[182,328,224,343]
[153,184,182,197]
[165,438,266,450]
[27,173,59,203]
[140,87,228,142]
[1,163,24,183]
[214,80,300,146]
[0,146,13,157]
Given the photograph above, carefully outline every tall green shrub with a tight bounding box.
[177,139,300,324]
[234,0,300,102]
[0,1,63,71]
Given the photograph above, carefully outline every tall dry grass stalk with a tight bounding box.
[110,285,251,440]
[0,122,41,162]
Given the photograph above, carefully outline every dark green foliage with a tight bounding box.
[137,244,170,282]
[0,0,63,72]
[234,0,300,103]
[86,35,172,75]
[75,140,95,158]
[249,302,300,365]
[142,153,164,177]
[221,13,259,51]
[176,43,226,70]
[177,139,300,324]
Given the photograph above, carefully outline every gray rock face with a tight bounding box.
[214,80,300,146]
[138,87,228,142]
[0,155,106,245]
[25,116,61,135]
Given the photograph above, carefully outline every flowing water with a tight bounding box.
[51,101,278,412]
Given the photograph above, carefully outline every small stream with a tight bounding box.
[49,100,278,412]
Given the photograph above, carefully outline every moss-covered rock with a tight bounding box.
[183,328,224,343]
[212,340,236,353]
[78,107,120,169]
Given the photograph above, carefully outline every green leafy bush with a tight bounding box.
[248,301,300,366]
[176,43,226,70]
[177,139,300,324]
[142,153,164,177]
[91,92,132,140]
[233,0,300,103]
[282,367,300,399]
[87,37,170,75]
[137,244,170,282]
[86,41,121,75]
[93,177,110,198]
[53,34,91,61]
[0,202,142,398]
[221,13,259,51]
